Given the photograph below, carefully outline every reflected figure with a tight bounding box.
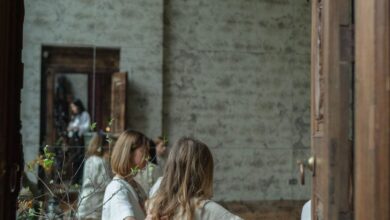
[67,99,91,184]
[54,76,71,139]
[68,99,90,142]
[77,132,112,220]
[52,76,72,183]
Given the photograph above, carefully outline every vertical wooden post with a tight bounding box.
[0,0,24,219]
[110,72,127,134]
[310,0,354,219]
[355,0,390,220]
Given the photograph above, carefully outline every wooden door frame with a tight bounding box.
[110,72,127,134]
[355,0,390,219]
[40,46,120,145]
[0,0,24,219]
[311,0,354,219]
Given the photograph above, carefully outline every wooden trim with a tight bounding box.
[45,70,55,144]
[311,0,354,219]
[110,72,127,133]
[310,0,326,218]
[41,46,120,74]
[355,0,390,219]
[323,1,352,219]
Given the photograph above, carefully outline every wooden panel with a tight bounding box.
[311,0,353,219]
[312,0,325,135]
[310,1,327,217]
[42,46,120,72]
[89,72,112,130]
[110,72,127,133]
[355,0,390,219]
[0,0,24,219]
[220,200,306,220]
[45,70,55,145]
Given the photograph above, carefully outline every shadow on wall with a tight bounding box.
[127,79,150,132]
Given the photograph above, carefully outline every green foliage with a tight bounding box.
[55,137,63,146]
[90,122,97,131]
[106,134,113,144]
[26,145,55,172]
[130,166,140,176]
[162,135,169,145]
[20,117,116,219]
[17,199,43,219]
[108,118,114,126]
[43,159,54,170]
[43,146,55,159]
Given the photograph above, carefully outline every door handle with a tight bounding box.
[297,156,315,185]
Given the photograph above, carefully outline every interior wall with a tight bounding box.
[162,0,312,200]
[22,0,164,172]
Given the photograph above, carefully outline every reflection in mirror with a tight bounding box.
[19,1,312,219]
[41,46,120,146]
[25,46,122,218]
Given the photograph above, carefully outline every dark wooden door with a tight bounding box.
[355,0,390,219]
[110,72,127,133]
[310,0,354,219]
[0,0,24,219]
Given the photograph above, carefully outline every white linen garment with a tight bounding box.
[102,177,146,220]
[77,156,111,219]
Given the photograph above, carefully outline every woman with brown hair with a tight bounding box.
[146,137,242,220]
[134,136,168,195]
[102,130,150,220]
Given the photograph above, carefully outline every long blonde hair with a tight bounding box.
[148,137,214,220]
[110,130,149,177]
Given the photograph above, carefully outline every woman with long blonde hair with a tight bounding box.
[147,137,242,220]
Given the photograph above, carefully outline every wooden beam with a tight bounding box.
[311,0,354,219]
[0,0,24,219]
[355,0,390,219]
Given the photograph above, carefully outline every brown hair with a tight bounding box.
[147,137,214,220]
[154,136,164,146]
[85,133,104,157]
[110,130,149,177]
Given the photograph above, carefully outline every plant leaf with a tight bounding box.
[43,158,54,169]
[90,122,97,131]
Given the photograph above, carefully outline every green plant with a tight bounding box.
[26,145,54,172]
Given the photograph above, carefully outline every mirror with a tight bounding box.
[19,1,312,219]
[41,46,122,144]
[21,46,128,217]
